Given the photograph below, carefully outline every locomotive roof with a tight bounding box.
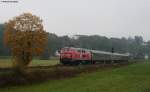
[62,47,129,57]
[90,50,129,57]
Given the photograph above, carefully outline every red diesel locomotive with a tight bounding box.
[60,47,129,65]
[60,47,92,65]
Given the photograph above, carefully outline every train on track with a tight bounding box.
[59,47,130,65]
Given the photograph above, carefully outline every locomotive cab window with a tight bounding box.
[77,49,82,52]
[82,50,85,53]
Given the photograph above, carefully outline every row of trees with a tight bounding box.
[46,34,150,59]
[0,24,10,56]
[1,21,150,60]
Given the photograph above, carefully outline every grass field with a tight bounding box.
[0,60,150,92]
[0,58,59,68]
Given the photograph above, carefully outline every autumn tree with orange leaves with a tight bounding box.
[4,13,48,72]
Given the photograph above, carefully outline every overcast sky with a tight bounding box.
[0,0,150,41]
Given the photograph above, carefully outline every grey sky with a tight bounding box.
[0,0,150,41]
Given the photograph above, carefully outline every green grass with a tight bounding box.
[30,59,59,66]
[0,59,12,68]
[1,61,150,92]
[0,58,59,68]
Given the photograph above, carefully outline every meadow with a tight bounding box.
[0,59,150,92]
[0,58,59,68]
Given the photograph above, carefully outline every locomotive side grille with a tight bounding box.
[61,53,72,58]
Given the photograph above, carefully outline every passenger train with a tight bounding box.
[60,47,129,65]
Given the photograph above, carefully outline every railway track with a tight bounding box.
[0,62,130,71]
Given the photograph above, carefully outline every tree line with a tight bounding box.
[0,24,150,59]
